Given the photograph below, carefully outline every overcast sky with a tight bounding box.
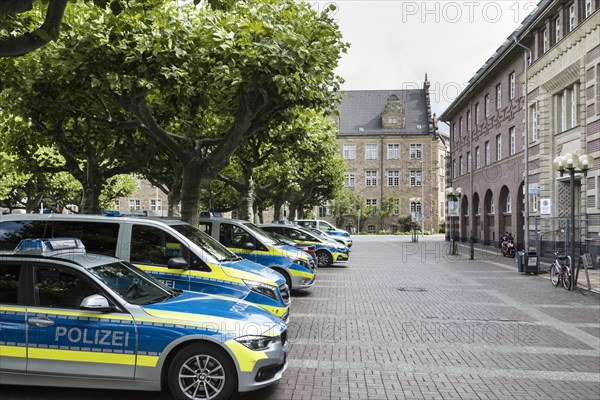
[315,0,540,120]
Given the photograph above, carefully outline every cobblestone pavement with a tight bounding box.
[2,235,599,399]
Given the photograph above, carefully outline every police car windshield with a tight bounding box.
[242,222,278,246]
[89,261,176,305]
[170,224,240,262]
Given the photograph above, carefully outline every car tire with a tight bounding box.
[168,343,237,400]
[316,250,333,267]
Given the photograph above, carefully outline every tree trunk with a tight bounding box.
[238,168,255,222]
[167,176,182,217]
[273,199,283,221]
[180,163,203,226]
[80,186,102,214]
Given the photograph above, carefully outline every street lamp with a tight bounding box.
[410,197,421,243]
[446,187,463,255]
[553,153,595,289]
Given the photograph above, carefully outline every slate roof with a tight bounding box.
[336,89,430,136]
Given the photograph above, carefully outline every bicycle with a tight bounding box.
[549,251,572,290]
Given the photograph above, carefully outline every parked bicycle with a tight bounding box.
[549,251,572,290]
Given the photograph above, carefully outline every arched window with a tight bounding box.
[506,194,512,213]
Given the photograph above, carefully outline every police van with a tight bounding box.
[0,214,290,321]
[0,238,288,399]
[198,218,316,290]
[294,219,353,247]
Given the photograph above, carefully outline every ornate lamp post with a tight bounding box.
[410,197,421,243]
[553,153,595,289]
[446,187,462,255]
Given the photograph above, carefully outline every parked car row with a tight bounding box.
[0,213,350,399]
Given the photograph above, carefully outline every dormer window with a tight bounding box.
[381,94,405,129]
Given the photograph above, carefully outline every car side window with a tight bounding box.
[131,225,184,266]
[220,224,253,248]
[285,228,301,240]
[198,223,212,235]
[33,265,97,308]
[0,263,22,304]
[0,220,119,256]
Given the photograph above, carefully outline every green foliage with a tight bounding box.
[398,215,413,232]
[331,191,362,228]
[99,174,137,210]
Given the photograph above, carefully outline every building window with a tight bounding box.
[129,199,141,211]
[530,193,539,213]
[393,198,400,216]
[410,170,422,186]
[542,28,548,53]
[554,16,561,44]
[318,206,329,217]
[453,160,457,178]
[365,144,378,160]
[459,117,463,136]
[114,199,120,209]
[365,170,378,187]
[509,72,516,100]
[343,144,355,160]
[485,94,490,117]
[409,144,422,159]
[509,127,516,156]
[344,172,355,188]
[387,170,400,187]
[496,83,502,110]
[391,225,399,232]
[467,151,471,173]
[452,123,457,141]
[388,116,398,124]
[466,111,471,132]
[150,199,162,211]
[585,0,592,18]
[568,3,575,32]
[496,134,502,161]
[367,225,376,233]
[529,102,539,142]
[489,196,495,214]
[556,83,579,132]
[459,156,464,175]
[410,202,422,213]
[485,141,490,165]
[475,147,480,169]
[506,194,512,213]
[387,144,399,160]
[366,198,377,207]
[475,103,480,124]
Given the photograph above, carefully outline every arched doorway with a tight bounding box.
[460,196,469,242]
[498,185,511,242]
[472,192,481,243]
[516,181,525,251]
[483,189,494,246]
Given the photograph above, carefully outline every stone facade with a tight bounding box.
[315,82,448,233]
[441,0,599,259]
[113,178,170,217]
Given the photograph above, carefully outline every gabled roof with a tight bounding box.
[337,89,430,135]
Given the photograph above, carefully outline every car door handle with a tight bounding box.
[27,317,55,327]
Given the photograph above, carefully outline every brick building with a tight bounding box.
[322,79,448,233]
[441,0,599,258]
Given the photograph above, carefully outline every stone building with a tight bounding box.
[441,0,599,258]
[114,178,170,217]
[320,79,448,233]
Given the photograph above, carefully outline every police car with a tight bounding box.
[0,238,288,400]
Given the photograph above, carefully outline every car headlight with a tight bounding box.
[294,258,311,270]
[235,335,277,351]
[243,280,278,301]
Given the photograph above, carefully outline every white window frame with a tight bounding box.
[387,170,400,187]
[467,151,471,173]
[466,111,471,132]
[365,170,378,187]
[475,103,480,124]
[555,16,561,43]
[496,84,502,110]
[489,197,495,214]
[530,102,539,142]
[410,170,422,187]
[409,144,422,159]
[459,156,463,175]
[393,198,400,216]
[542,28,548,53]
[343,144,355,160]
[585,0,592,17]
[475,147,480,169]
[509,127,516,156]
[387,144,400,160]
[344,172,355,188]
[485,94,490,117]
[128,199,141,211]
[568,3,575,32]
[150,199,162,211]
[365,143,378,160]
[388,116,398,124]
[366,198,377,207]
[410,202,422,213]
[509,72,516,100]
[506,194,512,213]
[485,141,490,166]
[496,134,502,161]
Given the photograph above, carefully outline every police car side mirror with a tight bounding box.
[168,257,189,270]
[80,294,117,312]
[242,242,255,250]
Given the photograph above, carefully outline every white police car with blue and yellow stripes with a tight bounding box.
[0,238,288,400]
